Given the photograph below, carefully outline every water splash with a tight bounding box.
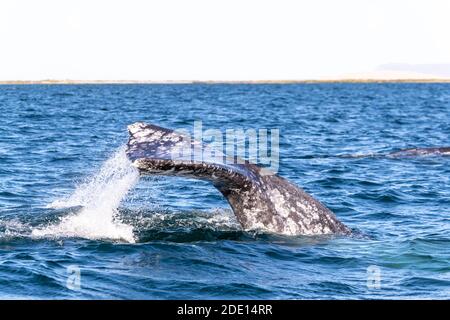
[32,147,139,243]
[0,219,30,240]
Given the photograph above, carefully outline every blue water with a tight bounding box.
[0,83,449,299]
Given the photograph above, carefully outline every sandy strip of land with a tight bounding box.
[1,79,450,84]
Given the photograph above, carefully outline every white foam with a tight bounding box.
[33,147,139,243]
[0,219,29,238]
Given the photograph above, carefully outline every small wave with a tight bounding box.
[51,92,75,97]
[337,152,378,159]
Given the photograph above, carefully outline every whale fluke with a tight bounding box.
[126,122,350,236]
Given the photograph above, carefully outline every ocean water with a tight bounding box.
[0,83,449,299]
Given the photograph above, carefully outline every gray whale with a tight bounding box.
[387,147,450,158]
[126,122,350,236]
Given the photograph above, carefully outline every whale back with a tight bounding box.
[126,122,350,235]
[388,147,450,158]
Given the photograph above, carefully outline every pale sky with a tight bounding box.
[0,0,449,80]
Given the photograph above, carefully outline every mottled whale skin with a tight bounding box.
[126,122,350,236]
[387,147,450,158]
[339,147,450,159]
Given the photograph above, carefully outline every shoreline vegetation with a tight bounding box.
[1,79,450,85]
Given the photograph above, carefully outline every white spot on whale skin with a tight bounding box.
[128,122,150,135]
[281,218,301,235]
[127,123,142,134]
[269,188,290,218]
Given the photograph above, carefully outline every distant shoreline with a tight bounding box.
[1,79,450,85]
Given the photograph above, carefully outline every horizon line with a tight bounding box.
[1,79,450,85]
